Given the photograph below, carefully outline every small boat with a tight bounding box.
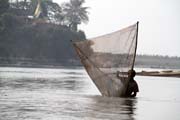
[72,22,139,97]
[137,70,180,78]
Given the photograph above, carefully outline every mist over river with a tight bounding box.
[0,67,180,120]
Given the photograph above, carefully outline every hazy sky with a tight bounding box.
[54,0,180,57]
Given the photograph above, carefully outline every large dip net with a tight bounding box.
[73,22,138,97]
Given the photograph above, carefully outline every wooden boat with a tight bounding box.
[137,70,180,78]
[72,22,139,97]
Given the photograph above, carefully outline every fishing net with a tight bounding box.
[73,22,138,97]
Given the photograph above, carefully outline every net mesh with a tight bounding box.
[73,23,138,97]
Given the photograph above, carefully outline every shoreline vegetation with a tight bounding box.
[0,0,88,68]
[0,54,180,69]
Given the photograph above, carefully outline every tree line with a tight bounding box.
[1,0,89,31]
[0,0,89,66]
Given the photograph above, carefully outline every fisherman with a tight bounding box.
[125,69,139,97]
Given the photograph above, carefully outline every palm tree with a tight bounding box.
[62,0,89,31]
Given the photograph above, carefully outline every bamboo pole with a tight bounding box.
[131,21,139,70]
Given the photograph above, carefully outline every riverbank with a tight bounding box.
[0,54,180,69]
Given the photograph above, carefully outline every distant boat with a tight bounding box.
[72,22,139,97]
[137,70,180,78]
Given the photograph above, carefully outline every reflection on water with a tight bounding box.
[0,67,180,120]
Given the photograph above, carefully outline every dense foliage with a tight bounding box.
[0,0,9,16]
[7,0,89,30]
[0,0,88,66]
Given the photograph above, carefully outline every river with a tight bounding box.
[0,67,180,120]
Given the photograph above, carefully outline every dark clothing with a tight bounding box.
[125,79,139,97]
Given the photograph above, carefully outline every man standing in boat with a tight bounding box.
[125,69,139,97]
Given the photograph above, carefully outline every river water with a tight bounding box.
[0,67,180,120]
